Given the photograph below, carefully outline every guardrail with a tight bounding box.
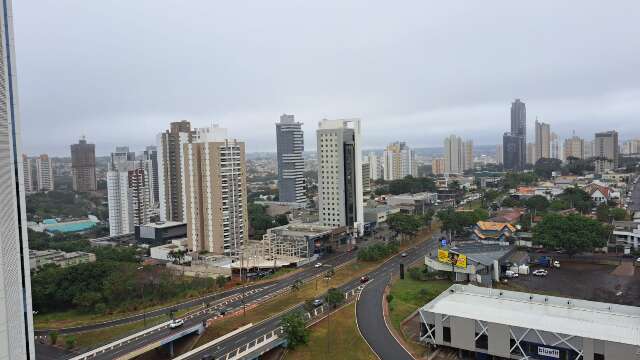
[173,323,255,360]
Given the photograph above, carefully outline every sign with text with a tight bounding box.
[437,249,467,268]
[537,346,560,359]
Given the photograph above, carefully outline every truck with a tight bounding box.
[535,256,553,268]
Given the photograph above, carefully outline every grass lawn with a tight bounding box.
[284,303,377,360]
[387,275,450,336]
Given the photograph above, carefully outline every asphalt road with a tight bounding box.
[356,235,440,360]
[50,251,357,360]
[182,237,440,360]
[630,175,640,213]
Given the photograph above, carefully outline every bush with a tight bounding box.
[64,335,76,350]
[357,242,400,262]
[386,294,394,303]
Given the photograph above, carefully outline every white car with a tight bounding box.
[314,263,323,268]
[533,269,548,277]
[553,261,561,268]
[169,319,184,329]
[504,270,518,278]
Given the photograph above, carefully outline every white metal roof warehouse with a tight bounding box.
[419,284,640,360]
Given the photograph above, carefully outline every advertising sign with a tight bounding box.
[437,249,467,268]
[440,238,447,247]
[537,346,560,359]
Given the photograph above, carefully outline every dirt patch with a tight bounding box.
[508,260,640,306]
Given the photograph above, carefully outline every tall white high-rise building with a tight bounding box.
[0,0,36,357]
[157,121,194,222]
[550,132,561,161]
[534,120,551,162]
[444,135,464,174]
[276,114,306,204]
[183,126,248,255]
[383,141,416,180]
[107,147,152,236]
[526,142,536,165]
[563,135,584,160]
[496,144,503,165]
[143,146,159,206]
[622,139,640,155]
[22,155,33,193]
[35,154,54,192]
[367,152,382,180]
[583,139,595,159]
[317,119,364,234]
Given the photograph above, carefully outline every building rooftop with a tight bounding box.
[422,284,640,346]
[141,221,186,229]
[448,242,513,266]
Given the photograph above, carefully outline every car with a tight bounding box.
[533,269,548,277]
[314,263,322,268]
[553,261,560,268]
[312,299,324,307]
[504,270,518,278]
[169,319,184,329]
[635,257,640,263]
[401,252,407,257]
[360,275,370,283]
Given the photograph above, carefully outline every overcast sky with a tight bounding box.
[14,1,640,156]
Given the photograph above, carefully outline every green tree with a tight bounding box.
[281,311,310,349]
[291,279,303,293]
[558,187,594,214]
[525,195,550,212]
[534,158,562,179]
[387,213,422,242]
[49,331,59,345]
[533,213,608,255]
[215,275,228,288]
[609,208,628,221]
[596,205,610,222]
[325,288,344,309]
[549,199,570,211]
[64,335,76,350]
[275,214,289,226]
[501,197,523,208]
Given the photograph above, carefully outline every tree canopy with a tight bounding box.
[281,311,310,349]
[436,208,488,237]
[387,176,436,195]
[533,213,608,255]
[525,195,550,212]
[557,187,594,214]
[534,158,562,179]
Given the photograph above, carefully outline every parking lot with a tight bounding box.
[507,260,640,306]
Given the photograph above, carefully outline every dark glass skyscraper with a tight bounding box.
[276,114,306,204]
[504,99,527,170]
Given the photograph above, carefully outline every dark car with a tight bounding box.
[360,275,369,283]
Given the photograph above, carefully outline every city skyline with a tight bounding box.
[13,1,640,155]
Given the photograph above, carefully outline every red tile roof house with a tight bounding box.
[583,183,611,205]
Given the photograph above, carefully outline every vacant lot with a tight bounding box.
[507,260,640,306]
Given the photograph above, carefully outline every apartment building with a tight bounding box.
[36,154,54,192]
[276,114,306,204]
[183,126,249,256]
[383,141,416,180]
[22,154,33,193]
[70,137,97,192]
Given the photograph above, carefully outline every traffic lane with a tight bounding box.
[356,277,414,360]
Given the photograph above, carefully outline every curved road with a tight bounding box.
[356,235,439,360]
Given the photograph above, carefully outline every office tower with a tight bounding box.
[22,155,33,193]
[503,99,527,170]
[463,140,473,171]
[70,137,97,192]
[622,139,640,155]
[367,152,382,180]
[594,131,619,166]
[317,119,364,233]
[183,126,248,255]
[35,154,54,192]
[107,147,151,236]
[431,157,446,175]
[495,145,503,165]
[0,0,36,357]
[550,132,561,160]
[444,135,464,174]
[526,143,536,165]
[276,114,306,204]
[157,121,194,222]
[143,146,159,205]
[383,141,416,180]
[563,135,584,160]
[503,133,525,171]
[362,163,371,193]
[534,120,550,162]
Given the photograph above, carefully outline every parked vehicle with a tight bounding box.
[533,269,548,277]
[401,252,407,257]
[169,319,184,329]
[535,256,553,268]
[315,262,323,268]
[313,299,324,307]
[553,261,561,268]
[504,270,518,278]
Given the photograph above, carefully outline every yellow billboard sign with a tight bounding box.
[437,249,467,268]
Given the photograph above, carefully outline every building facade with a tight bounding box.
[622,139,640,155]
[595,130,619,167]
[432,157,446,175]
[143,145,159,205]
[22,155,33,193]
[35,154,54,192]
[550,132,561,160]
[362,162,371,194]
[317,119,364,233]
[183,126,249,256]
[383,141,416,180]
[444,135,464,174]
[276,114,306,204]
[0,0,36,356]
[563,135,584,160]
[70,137,97,192]
[107,147,152,236]
[502,133,525,171]
[534,120,550,162]
[495,145,503,165]
[157,120,194,222]
[367,152,383,180]
[463,140,473,171]
[526,142,536,165]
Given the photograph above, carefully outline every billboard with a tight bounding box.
[437,249,467,268]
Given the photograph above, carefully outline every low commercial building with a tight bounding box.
[471,221,517,242]
[386,192,437,215]
[419,284,640,359]
[424,242,516,285]
[262,222,349,258]
[364,205,400,225]
[613,220,640,250]
[135,221,187,245]
[149,238,192,263]
[29,249,96,269]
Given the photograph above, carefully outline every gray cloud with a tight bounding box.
[14,0,640,155]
